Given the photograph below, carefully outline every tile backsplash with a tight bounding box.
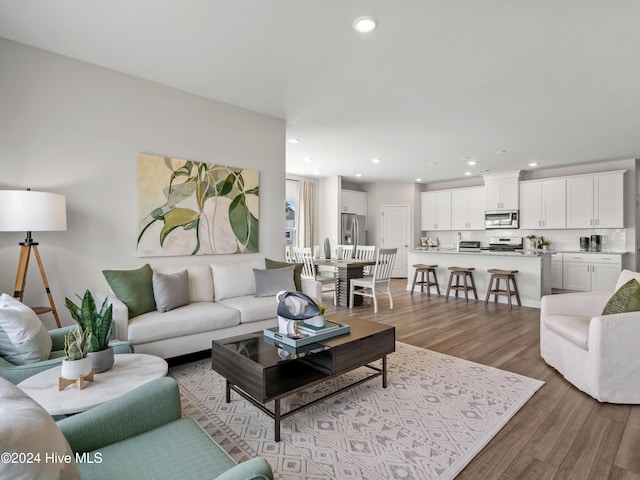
[423,228,629,252]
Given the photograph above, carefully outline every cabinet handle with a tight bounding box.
[587,265,590,272]
[590,219,593,226]
[543,220,546,226]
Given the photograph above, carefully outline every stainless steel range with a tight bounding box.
[488,237,523,252]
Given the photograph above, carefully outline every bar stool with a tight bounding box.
[410,264,440,296]
[485,269,521,308]
[445,267,478,301]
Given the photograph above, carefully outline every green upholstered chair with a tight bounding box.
[0,325,133,385]
[57,376,274,480]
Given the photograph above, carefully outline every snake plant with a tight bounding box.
[64,327,91,361]
[65,290,113,352]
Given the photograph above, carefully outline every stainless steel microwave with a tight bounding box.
[484,210,519,229]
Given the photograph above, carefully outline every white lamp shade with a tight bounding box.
[0,190,67,232]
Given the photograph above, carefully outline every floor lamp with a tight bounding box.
[0,189,67,328]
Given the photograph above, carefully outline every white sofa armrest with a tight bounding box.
[95,291,130,341]
[541,290,613,319]
[301,278,322,303]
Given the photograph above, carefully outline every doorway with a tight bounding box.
[381,205,410,278]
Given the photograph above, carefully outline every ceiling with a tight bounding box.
[1,1,640,184]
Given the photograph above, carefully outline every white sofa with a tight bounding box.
[101,259,322,359]
[540,269,640,403]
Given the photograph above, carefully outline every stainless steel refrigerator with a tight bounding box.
[340,213,367,256]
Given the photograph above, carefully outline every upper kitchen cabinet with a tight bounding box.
[341,189,368,216]
[421,191,452,230]
[483,171,521,211]
[566,171,624,228]
[451,187,485,230]
[519,178,566,229]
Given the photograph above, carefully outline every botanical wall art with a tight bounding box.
[137,153,259,257]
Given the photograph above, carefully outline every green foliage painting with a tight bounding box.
[137,153,259,256]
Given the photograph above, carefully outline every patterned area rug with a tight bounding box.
[169,342,543,480]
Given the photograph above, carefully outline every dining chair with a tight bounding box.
[291,247,336,305]
[355,245,376,274]
[349,248,397,313]
[336,244,354,259]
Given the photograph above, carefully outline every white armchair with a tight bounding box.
[540,269,640,403]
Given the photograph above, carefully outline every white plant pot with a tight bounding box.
[60,357,92,380]
[306,315,326,328]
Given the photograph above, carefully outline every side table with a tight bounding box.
[17,354,168,415]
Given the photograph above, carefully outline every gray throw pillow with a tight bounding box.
[152,270,190,313]
[253,266,296,298]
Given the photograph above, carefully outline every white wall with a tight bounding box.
[0,39,285,328]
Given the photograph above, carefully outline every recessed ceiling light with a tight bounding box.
[371,158,381,164]
[313,171,320,176]
[464,171,472,176]
[288,138,299,144]
[467,160,477,166]
[303,157,312,163]
[528,162,539,167]
[355,173,362,177]
[416,178,423,182]
[353,16,378,33]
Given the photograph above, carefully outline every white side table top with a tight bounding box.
[17,354,168,415]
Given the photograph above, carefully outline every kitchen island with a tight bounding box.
[407,249,553,308]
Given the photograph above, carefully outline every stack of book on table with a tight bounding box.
[297,320,343,336]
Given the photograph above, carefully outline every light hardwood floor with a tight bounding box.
[323,279,640,480]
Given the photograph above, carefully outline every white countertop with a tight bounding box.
[412,248,552,257]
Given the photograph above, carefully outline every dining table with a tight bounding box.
[313,257,376,307]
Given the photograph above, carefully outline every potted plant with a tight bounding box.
[526,234,537,250]
[305,303,327,328]
[60,327,92,380]
[541,240,551,251]
[65,290,115,373]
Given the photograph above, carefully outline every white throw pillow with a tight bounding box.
[153,265,214,303]
[0,377,81,479]
[211,261,263,301]
[0,293,52,365]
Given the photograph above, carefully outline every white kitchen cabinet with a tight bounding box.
[566,171,624,228]
[451,187,485,230]
[562,253,622,292]
[421,191,452,230]
[341,189,367,216]
[484,173,520,210]
[551,253,563,289]
[519,178,566,229]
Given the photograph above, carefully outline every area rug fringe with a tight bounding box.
[170,342,543,480]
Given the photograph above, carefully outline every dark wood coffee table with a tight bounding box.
[211,315,395,441]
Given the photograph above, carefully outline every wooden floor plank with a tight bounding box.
[322,279,640,479]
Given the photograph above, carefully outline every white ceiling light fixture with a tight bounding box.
[528,162,539,167]
[416,178,423,182]
[353,16,378,33]
[467,160,477,166]
[464,171,472,176]
[287,138,299,144]
[371,158,381,164]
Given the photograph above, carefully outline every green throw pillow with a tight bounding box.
[103,264,156,318]
[265,258,303,291]
[602,279,640,315]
